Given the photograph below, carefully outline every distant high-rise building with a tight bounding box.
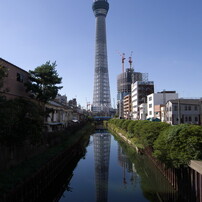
[92,0,111,113]
[117,67,146,118]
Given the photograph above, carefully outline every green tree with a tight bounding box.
[153,124,202,168]
[127,120,139,137]
[134,121,170,147]
[26,61,62,103]
[0,98,43,145]
[122,120,132,131]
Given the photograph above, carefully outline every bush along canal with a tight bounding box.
[105,119,202,202]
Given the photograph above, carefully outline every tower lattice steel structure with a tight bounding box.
[92,0,111,113]
[93,132,111,202]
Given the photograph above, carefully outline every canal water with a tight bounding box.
[58,130,177,202]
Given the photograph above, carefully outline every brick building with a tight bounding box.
[0,58,29,99]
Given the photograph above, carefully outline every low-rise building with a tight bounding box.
[165,99,202,125]
[0,58,30,99]
[154,105,165,121]
[131,81,154,120]
[139,103,147,120]
[147,91,178,120]
[123,94,132,119]
[45,101,74,132]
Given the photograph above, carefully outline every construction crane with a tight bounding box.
[117,51,126,73]
[121,53,126,73]
[128,51,133,69]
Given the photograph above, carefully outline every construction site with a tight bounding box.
[117,53,152,119]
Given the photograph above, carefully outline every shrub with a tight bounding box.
[136,121,170,147]
[122,120,132,132]
[117,119,126,128]
[0,98,43,145]
[153,124,202,168]
[127,121,139,137]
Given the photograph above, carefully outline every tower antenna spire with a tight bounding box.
[92,0,111,113]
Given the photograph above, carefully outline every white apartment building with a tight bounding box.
[131,81,154,120]
[147,91,178,119]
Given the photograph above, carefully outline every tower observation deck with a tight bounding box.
[92,0,111,114]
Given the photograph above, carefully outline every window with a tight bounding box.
[185,106,187,111]
[174,106,177,111]
[195,117,198,122]
[16,73,24,82]
[149,97,152,101]
[149,104,152,108]
[188,106,191,111]
[185,117,188,122]
[170,107,172,111]
[149,111,152,115]
[195,106,198,111]
[189,116,192,122]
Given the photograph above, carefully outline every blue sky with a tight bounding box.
[1,0,202,108]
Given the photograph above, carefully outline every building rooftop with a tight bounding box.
[168,99,202,104]
[157,91,176,94]
[0,58,29,74]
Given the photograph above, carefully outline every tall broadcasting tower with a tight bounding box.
[92,0,111,113]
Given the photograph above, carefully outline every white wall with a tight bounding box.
[147,93,178,119]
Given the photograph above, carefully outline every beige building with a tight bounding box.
[154,104,165,121]
[123,94,132,119]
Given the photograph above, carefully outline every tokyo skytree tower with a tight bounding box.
[92,0,111,113]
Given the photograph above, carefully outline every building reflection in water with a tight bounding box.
[93,132,111,202]
[118,145,138,188]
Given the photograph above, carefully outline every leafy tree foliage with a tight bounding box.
[127,120,139,136]
[122,120,132,131]
[134,121,170,146]
[108,119,202,168]
[153,124,202,168]
[0,98,43,145]
[26,61,62,103]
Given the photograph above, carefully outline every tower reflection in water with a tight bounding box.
[93,132,111,202]
[118,145,138,188]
